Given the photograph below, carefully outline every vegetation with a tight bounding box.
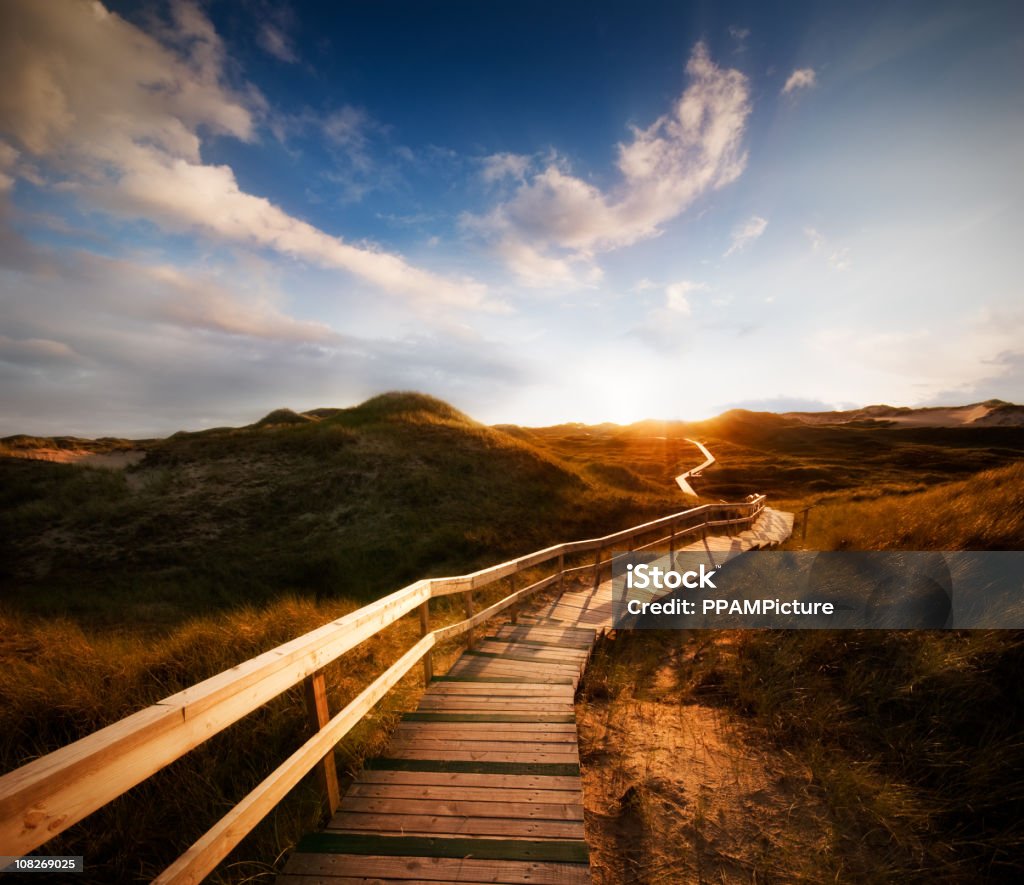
[580,460,1024,883]
[0,393,684,629]
[1,393,1022,882]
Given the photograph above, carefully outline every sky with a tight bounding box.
[1,0,1022,436]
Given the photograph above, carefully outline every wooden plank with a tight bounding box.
[415,701,575,713]
[393,725,577,740]
[334,797,584,821]
[294,833,589,864]
[277,876,504,885]
[364,759,581,777]
[281,853,590,884]
[463,651,584,668]
[444,668,579,682]
[448,658,579,676]
[388,738,578,754]
[394,722,579,736]
[326,813,585,839]
[496,622,596,635]
[432,675,575,685]
[386,745,578,763]
[347,784,583,804]
[303,671,340,817]
[489,635,593,650]
[473,643,589,662]
[426,683,574,696]
[423,690,573,702]
[416,696,575,709]
[401,713,575,724]
[354,770,583,791]
[380,750,578,765]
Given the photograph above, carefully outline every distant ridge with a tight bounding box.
[781,399,1024,428]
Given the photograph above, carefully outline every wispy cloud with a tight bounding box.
[724,214,767,256]
[480,152,532,184]
[728,25,751,51]
[664,280,705,315]
[464,43,751,287]
[782,68,817,94]
[804,226,851,271]
[258,23,298,63]
[0,0,490,309]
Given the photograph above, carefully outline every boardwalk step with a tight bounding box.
[295,833,589,863]
[364,758,581,776]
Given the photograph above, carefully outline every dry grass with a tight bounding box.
[0,588,499,883]
[579,459,1024,882]
[790,461,1024,551]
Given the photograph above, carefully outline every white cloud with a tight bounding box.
[465,43,751,287]
[0,242,528,436]
[0,335,81,367]
[258,23,298,63]
[665,281,705,315]
[724,214,767,256]
[803,226,851,271]
[808,308,1024,404]
[782,68,817,94]
[480,152,532,183]
[0,0,489,309]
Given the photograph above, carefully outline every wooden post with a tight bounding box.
[418,600,433,685]
[508,574,518,623]
[303,670,340,817]
[463,590,475,649]
[558,551,565,595]
[592,547,602,590]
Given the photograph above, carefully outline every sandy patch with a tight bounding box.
[4,448,146,468]
[579,687,831,882]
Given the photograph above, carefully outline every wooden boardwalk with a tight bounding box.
[279,509,793,884]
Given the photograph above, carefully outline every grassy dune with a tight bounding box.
[0,393,684,629]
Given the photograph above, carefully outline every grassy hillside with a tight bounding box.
[517,409,1024,502]
[0,393,684,629]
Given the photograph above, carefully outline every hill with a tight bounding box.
[782,398,1024,428]
[0,393,682,628]
[517,406,1024,502]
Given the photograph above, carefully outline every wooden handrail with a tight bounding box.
[0,494,766,881]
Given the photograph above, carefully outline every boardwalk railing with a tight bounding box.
[0,495,766,883]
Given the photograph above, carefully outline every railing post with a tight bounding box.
[303,670,340,817]
[463,590,475,649]
[592,547,602,590]
[558,551,565,595]
[419,599,433,685]
[509,574,518,624]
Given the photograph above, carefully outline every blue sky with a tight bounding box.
[1,0,1022,435]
